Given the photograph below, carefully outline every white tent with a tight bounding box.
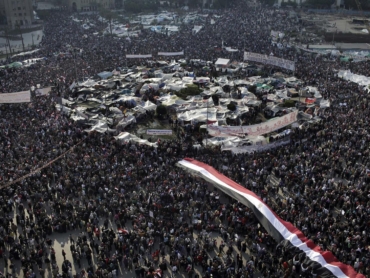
[158,95,188,107]
[97,71,113,80]
[117,115,137,129]
[192,25,203,34]
[138,100,157,111]
[84,120,116,133]
[114,132,158,147]
[215,58,230,67]
[177,107,217,122]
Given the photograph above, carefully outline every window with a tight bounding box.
[19,13,22,16]
[24,12,26,15]
[18,7,21,10]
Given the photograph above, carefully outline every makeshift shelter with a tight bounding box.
[84,120,116,133]
[138,100,157,111]
[97,71,113,80]
[177,107,217,123]
[215,58,230,68]
[114,132,157,147]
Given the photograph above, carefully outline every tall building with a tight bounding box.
[4,0,35,29]
[0,1,6,20]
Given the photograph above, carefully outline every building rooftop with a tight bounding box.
[308,43,370,50]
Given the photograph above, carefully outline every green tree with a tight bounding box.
[248,85,257,94]
[282,99,296,107]
[227,102,236,111]
[99,6,118,35]
[176,85,203,99]
[156,105,167,118]
[344,0,370,10]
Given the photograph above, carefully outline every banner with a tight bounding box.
[222,137,290,154]
[147,129,173,135]
[244,51,295,71]
[35,87,52,97]
[208,110,298,137]
[0,91,31,103]
[177,158,364,278]
[157,51,184,56]
[69,81,76,91]
[225,47,239,52]
[126,54,152,59]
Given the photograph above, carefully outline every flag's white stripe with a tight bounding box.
[178,159,350,278]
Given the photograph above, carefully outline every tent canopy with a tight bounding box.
[97,71,113,79]
[215,58,230,66]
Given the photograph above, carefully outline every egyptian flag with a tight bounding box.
[177,158,364,278]
[305,97,316,104]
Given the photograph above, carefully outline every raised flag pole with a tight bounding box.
[206,98,208,147]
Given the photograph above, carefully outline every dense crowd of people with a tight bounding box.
[0,2,370,278]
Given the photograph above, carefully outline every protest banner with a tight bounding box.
[222,137,290,154]
[157,51,184,56]
[208,110,298,137]
[126,54,152,58]
[147,129,173,136]
[0,91,31,103]
[35,87,52,97]
[244,51,295,71]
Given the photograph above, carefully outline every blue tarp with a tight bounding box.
[120,89,132,94]
[97,71,113,79]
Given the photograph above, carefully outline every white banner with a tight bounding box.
[225,47,239,52]
[126,54,152,58]
[147,129,173,135]
[208,110,298,137]
[222,137,290,154]
[157,51,184,56]
[0,91,31,103]
[244,51,295,71]
[69,81,76,91]
[35,87,52,97]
